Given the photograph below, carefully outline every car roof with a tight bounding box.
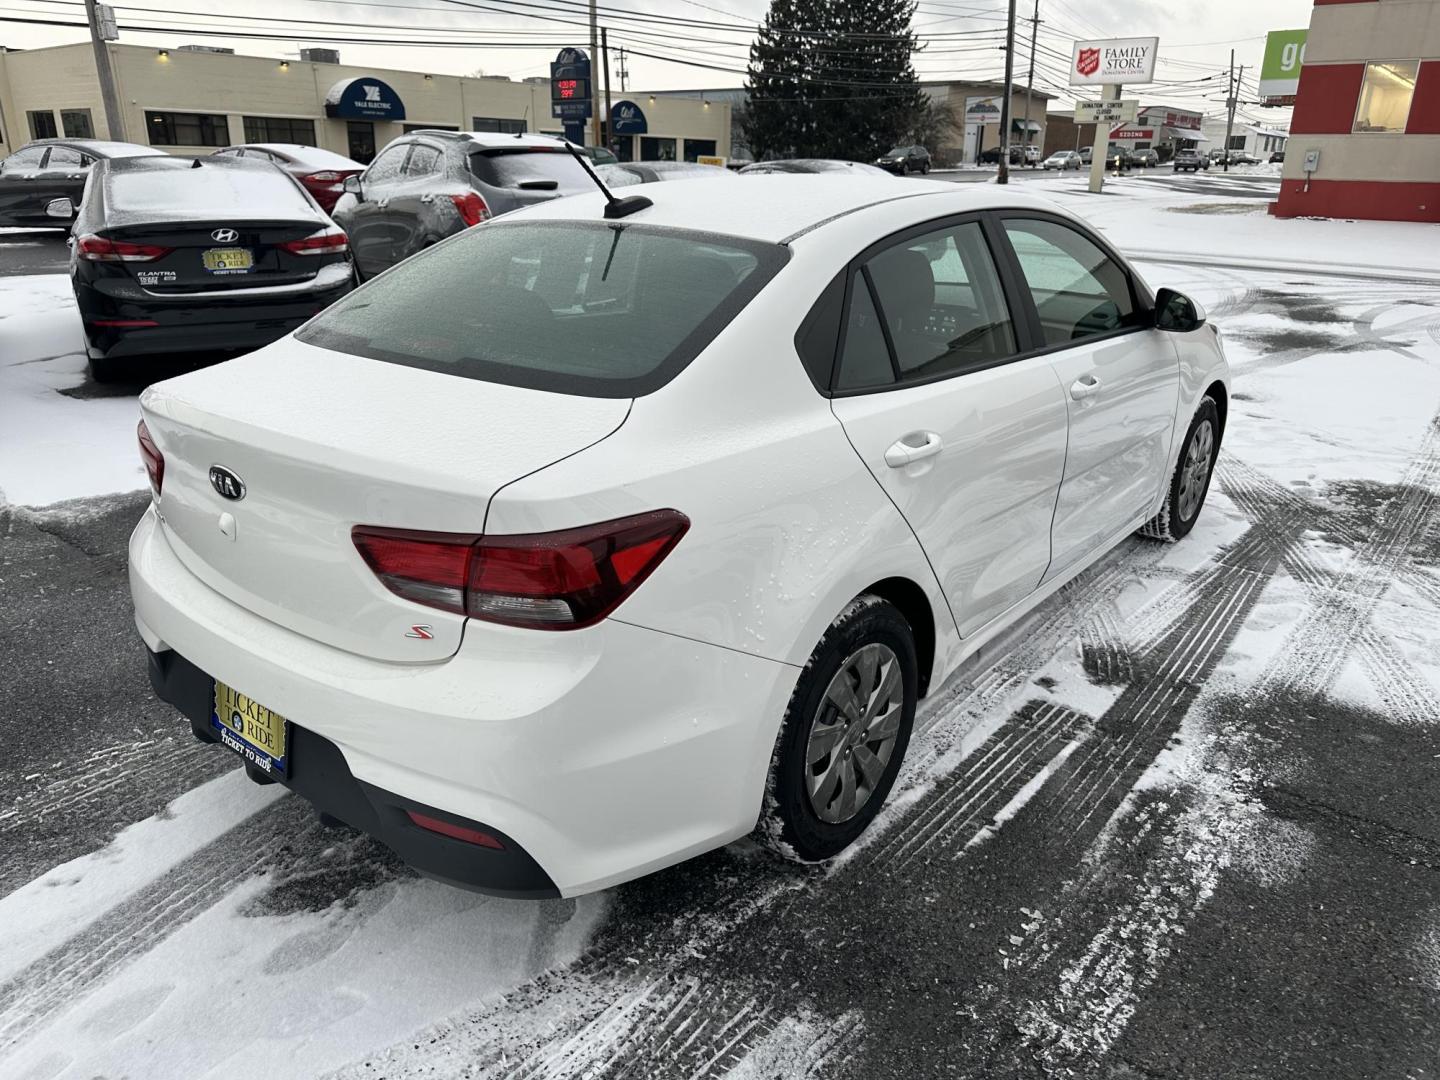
[19,139,167,159]
[399,130,572,151]
[223,143,362,169]
[506,174,1066,244]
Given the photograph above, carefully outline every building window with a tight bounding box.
[61,109,94,138]
[683,138,717,162]
[640,136,676,161]
[1353,60,1419,133]
[471,116,526,134]
[242,116,316,144]
[1227,135,1246,150]
[27,110,58,140]
[404,123,458,133]
[146,110,230,147]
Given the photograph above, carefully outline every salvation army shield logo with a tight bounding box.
[1077,48,1100,77]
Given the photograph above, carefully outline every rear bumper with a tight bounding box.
[129,506,798,897]
[77,270,352,359]
[147,646,561,897]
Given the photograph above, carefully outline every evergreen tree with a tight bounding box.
[744,0,923,161]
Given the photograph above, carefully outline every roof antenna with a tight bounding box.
[561,141,651,220]
[515,103,529,138]
[190,157,203,168]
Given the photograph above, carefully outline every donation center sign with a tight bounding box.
[1069,37,1160,86]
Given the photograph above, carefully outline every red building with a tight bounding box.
[1272,0,1440,222]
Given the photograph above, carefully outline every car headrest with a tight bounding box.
[870,248,934,328]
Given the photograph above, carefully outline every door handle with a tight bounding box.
[376,199,389,210]
[1070,375,1102,401]
[884,431,943,468]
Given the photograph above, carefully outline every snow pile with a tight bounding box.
[0,275,148,507]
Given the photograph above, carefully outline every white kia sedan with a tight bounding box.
[129,177,1229,898]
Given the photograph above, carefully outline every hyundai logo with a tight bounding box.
[209,465,246,501]
[211,228,239,243]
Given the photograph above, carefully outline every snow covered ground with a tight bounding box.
[3,176,1440,1077]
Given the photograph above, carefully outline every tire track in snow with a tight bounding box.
[0,796,308,1053]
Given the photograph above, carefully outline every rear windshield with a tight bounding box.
[297,220,789,397]
[106,160,312,216]
[470,149,591,192]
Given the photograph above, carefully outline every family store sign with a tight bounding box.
[1069,37,1160,86]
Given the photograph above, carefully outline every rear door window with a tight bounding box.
[298,221,789,397]
[403,144,442,177]
[45,146,85,169]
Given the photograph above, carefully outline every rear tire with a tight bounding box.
[756,595,918,861]
[1139,396,1220,543]
[88,354,125,384]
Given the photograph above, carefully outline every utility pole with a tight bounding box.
[601,27,613,155]
[617,46,629,93]
[1223,49,1237,173]
[997,0,1018,184]
[83,0,125,140]
[1020,0,1041,166]
[588,0,601,147]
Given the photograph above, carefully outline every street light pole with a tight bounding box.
[589,0,601,147]
[1020,0,1041,165]
[997,0,1018,184]
[1223,49,1237,173]
[83,0,125,140]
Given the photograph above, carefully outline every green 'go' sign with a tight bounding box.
[1258,29,1307,99]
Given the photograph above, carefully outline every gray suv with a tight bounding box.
[332,130,593,279]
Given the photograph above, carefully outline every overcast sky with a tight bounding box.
[5,0,1316,123]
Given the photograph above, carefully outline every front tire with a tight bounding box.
[757,595,918,861]
[1139,396,1220,542]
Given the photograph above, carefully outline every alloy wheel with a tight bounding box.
[805,642,904,824]
[1178,418,1215,521]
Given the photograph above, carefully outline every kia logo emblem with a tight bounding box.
[211,228,239,243]
[209,465,246,501]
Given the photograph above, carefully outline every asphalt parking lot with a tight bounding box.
[1,176,1437,1078]
[0,229,69,277]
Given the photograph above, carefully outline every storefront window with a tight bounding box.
[61,110,93,138]
[243,116,316,144]
[683,138,717,162]
[640,136,676,161]
[27,110,58,140]
[146,111,229,147]
[1353,60,1419,133]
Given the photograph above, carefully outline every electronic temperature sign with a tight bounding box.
[550,48,593,120]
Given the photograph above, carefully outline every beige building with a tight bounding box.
[922,81,1054,165]
[0,41,730,164]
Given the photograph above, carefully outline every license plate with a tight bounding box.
[202,247,253,273]
[212,681,288,775]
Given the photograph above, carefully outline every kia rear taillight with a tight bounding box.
[351,510,689,630]
[449,192,491,227]
[279,229,349,256]
[77,235,172,262]
[302,171,344,184]
[137,419,164,496]
[405,810,504,849]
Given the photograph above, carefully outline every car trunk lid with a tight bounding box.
[141,338,630,662]
[96,219,336,292]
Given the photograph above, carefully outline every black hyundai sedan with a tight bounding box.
[0,138,165,227]
[67,154,352,382]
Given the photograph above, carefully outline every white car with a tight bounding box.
[1044,150,1083,170]
[130,177,1229,898]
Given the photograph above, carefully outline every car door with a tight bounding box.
[345,142,410,277]
[828,216,1070,638]
[37,145,91,214]
[0,145,52,224]
[385,142,444,260]
[996,213,1180,582]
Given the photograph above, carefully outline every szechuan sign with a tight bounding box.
[1109,126,1155,141]
[324,77,406,121]
[1069,37,1160,86]
[1258,28,1307,103]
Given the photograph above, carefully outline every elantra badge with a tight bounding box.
[211,228,239,243]
[209,465,246,501]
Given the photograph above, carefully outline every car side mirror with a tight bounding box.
[45,197,75,219]
[342,174,362,196]
[1154,287,1206,332]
